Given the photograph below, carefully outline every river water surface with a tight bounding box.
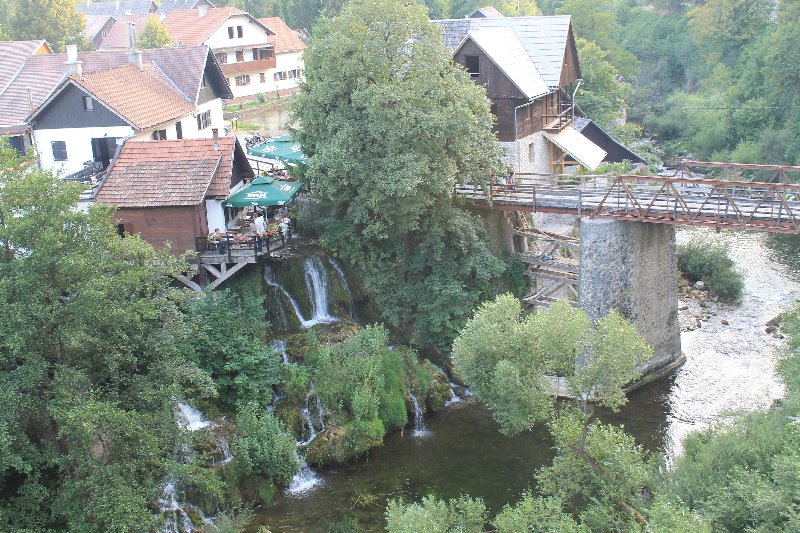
[248,104,798,532]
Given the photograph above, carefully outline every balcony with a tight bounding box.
[221,57,277,76]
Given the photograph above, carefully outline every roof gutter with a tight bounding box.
[571,78,583,122]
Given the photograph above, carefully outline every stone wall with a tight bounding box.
[499,131,550,175]
[579,219,683,378]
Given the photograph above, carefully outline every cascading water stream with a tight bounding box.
[410,395,429,437]
[264,262,337,329]
[303,257,337,325]
[287,452,321,495]
[328,257,357,320]
[158,480,193,533]
[272,339,290,365]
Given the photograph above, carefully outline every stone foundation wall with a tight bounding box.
[499,131,550,175]
[579,219,682,376]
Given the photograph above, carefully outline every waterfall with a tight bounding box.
[158,480,193,533]
[410,395,429,437]
[328,257,357,320]
[214,439,234,466]
[264,263,337,329]
[175,402,210,432]
[303,257,337,325]
[297,391,317,446]
[445,383,462,407]
[315,395,326,433]
[272,339,290,365]
[287,451,320,495]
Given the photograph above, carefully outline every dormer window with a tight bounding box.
[465,55,480,77]
[82,96,94,111]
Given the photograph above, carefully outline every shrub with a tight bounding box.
[677,241,743,299]
[233,404,299,485]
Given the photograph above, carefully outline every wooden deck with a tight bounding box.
[457,170,800,234]
[177,234,291,291]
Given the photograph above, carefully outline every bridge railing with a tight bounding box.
[456,172,800,233]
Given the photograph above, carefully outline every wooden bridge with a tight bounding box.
[457,162,800,234]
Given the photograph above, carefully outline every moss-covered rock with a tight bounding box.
[423,360,451,413]
[274,403,303,441]
[304,419,385,466]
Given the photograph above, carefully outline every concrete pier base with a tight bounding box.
[579,218,684,382]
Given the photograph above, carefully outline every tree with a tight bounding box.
[451,296,656,528]
[575,38,634,131]
[292,0,505,351]
[0,146,220,530]
[10,0,85,52]
[687,0,772,66]
[137,15,172,49]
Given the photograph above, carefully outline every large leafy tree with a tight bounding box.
[451,296,661,529]
[0,146,219,530]
[10,0,85,52]
[137,15,172,49]
[292,0,504,350]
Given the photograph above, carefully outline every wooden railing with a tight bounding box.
[195,233,287,263]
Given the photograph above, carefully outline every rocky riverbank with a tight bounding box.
[678,279,783,338]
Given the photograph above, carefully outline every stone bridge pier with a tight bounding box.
[579,218,684,380]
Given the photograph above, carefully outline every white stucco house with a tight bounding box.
[26,45,232,177]
[164,7,305,101]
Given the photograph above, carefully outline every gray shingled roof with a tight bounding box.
[157,0,216,15]
[76,0,157,16]
[468,6,504,18]
[459,28,548,99]
[434,15,572,89]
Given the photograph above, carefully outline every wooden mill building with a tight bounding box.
[435,9,642,174]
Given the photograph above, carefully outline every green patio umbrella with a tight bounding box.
[247,135,308,163]
[223,176,303,207]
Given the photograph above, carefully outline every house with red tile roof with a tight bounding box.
[96,14,153,50]
[164,7,304,100]
[258,17,306,99]
[0,40,52,153]
[22,44,232,177]
[95,136,253,254]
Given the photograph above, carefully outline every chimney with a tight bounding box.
[198,5,207,17]
[64,44,83,77]
[86,0,91,7]
[212,128,219,150]
[128,22,143,69]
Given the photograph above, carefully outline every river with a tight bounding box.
[248,228,800,532]
[247,103,798,531]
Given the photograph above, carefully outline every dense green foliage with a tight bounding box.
[677,240,743,299]
[293,0,505,351]
[655,305,800,531]
[0,147,215,530]
[1,0,85,51]
[385,494,487,533]
[453,296,651,434]
[298,326,445,464]
[0,146,300,530]
[389,296,800,531]
[187,288,285,410]
[233,403,299,484]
